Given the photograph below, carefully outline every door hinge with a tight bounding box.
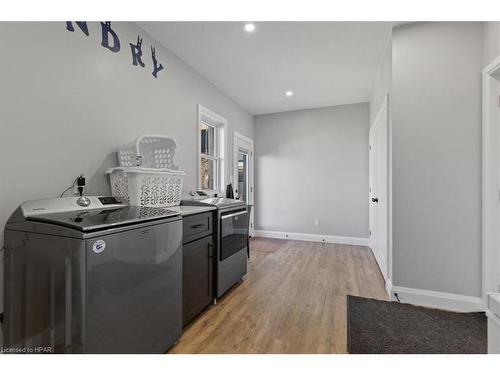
[369,230,372,236]
[250,186,253,193]
[369,145,372,150]
[251,222,253,228]
[498,95,500,107]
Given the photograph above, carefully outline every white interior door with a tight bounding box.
[483,62,500,306]
[234,132,254,236]
[369,97,389,282]
[483,58,500,353]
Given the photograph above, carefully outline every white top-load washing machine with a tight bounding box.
[3,196,182,353]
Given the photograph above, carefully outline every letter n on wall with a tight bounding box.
[66,22,89,36]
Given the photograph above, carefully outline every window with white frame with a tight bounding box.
[198,105,226,192]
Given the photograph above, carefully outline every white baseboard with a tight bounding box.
[391,285,485,312]
[254,230,369,246]
[487,310,500,354]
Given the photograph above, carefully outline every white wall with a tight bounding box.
[0,22,254,314]
[391,22,483,298]
[254,103,369,240]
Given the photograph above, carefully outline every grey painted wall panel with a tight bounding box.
[483,22,500,68]
[254,103,369,238]
[392,22,483,297]
[370,34,392,125]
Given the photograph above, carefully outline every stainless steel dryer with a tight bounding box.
[3,196,182,354]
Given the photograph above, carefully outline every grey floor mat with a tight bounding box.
[347,295,487,354]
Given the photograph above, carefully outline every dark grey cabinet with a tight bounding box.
[182,212,214,327]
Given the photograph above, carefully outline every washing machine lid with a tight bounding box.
[27,206,179,232]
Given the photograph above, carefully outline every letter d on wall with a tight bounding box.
[100,21,121,53]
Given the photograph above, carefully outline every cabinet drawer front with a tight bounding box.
[182,212,213,244]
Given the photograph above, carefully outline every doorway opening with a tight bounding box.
[234,132,254,237]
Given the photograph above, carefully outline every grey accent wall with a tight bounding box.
[392,22,483,297]
[254,103,369,238]
[483,22,500,68]
[0,22,254,314]
[370,33,392,125]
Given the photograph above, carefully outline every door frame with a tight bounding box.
[234,131,255,236]
[482,55,500,307]
[369,94,390,289]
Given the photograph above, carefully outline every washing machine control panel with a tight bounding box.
[21,196,127,217]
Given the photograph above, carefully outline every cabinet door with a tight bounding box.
[182,235,214,326]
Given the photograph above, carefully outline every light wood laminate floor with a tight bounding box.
[170,239,387,354]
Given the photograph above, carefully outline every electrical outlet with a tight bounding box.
[314,218,320,227]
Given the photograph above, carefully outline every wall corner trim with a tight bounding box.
[253,230,369,247]
[391,285,485,313]
[385,277,393,299]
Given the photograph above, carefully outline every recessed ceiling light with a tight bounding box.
[244,23,255,33]
[285,91,294,97]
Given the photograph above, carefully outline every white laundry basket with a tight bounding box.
[118,135,178,169]
[107,167,185,207]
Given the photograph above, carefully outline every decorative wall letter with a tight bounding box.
[65,22,166,80]
[66,21,89,36]
[100,21,121,53]
[129,36,145,67]
[151,46,164,78]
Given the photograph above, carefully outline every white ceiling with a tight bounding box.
[138,22,393,115]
